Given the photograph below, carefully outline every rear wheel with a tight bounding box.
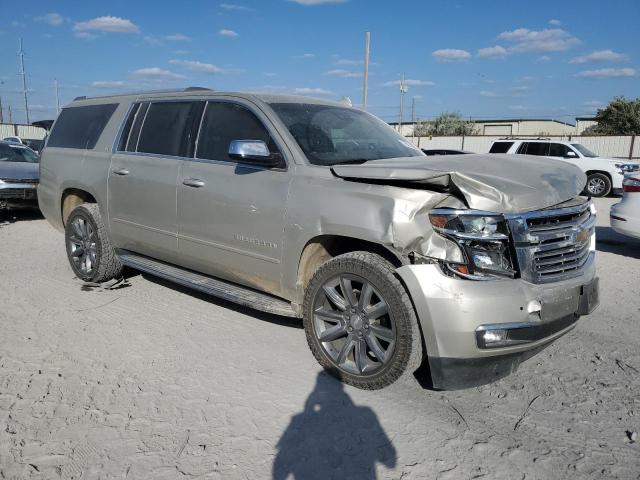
[65,203,122,283]
[584,173,611,197]
[303,252,422,390]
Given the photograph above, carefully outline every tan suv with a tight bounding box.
[38,89,599,390]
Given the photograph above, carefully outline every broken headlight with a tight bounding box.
[429,210,517,280]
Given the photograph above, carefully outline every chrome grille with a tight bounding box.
[507,199,595,284]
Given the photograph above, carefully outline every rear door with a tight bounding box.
[108,100,204,264]
[177,100,292,297]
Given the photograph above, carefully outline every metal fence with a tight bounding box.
[409,135,639,160]
[0,123,48,140]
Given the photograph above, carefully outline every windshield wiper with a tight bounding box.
[330,159,372,166]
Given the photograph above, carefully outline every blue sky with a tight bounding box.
[1,0,639,124]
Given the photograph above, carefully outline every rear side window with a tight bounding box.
[136,101,204,157]
[489,142,513,154]
[47,104,118,149]
[549,143,572,157]
[196,102,280,162]
[522,142,550,156]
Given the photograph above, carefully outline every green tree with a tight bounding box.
[413,112,478,136]
[583,96,640,135]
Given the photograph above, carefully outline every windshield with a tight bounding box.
[269,103,424,166]
[0,144,39,163]
[571,144,598,158]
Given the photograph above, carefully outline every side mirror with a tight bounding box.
[228,140,280,166]
[564,151,578,158]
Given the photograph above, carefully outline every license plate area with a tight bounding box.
[577,277,599,315]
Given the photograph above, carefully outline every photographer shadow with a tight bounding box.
[273,371,396,480]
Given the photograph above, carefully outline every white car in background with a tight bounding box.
[610,174,640,239]
[489,139,639,197]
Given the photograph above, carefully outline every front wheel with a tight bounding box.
[584,173,612,197]
[303,252,423,390]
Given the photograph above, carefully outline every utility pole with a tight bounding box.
[410,97,416,136]
[362,31,371,111]
[54,79,60,114]
[0,96,3,123]
[18,38,30,124]
[8,105,13,123]
[398,74,408,134]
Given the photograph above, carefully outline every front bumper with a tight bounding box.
[397,255,598,389]
[0,183,39,209]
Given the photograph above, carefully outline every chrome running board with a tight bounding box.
[117,249,298,318]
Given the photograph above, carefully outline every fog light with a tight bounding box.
[482,329,508,346]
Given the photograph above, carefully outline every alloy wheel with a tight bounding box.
[312,274,396,376]
[587,177,606,196]
[68,216,97,274]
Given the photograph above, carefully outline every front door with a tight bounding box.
[108,100,204,264]
[177,101,292,297]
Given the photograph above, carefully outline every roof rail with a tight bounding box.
[499,136,552,141]
[184,86,212,92]
[73,95,86,101]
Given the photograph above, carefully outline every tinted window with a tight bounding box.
[524,142,550,156]
[197,102,280,162]
[118,103,141,151]
[136,101,204,157]
[47,104,118,149]
[549,143,572,157]
[489,142,513,154]
[125,103,149,152]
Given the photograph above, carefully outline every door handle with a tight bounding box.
[112,168,130,176]
[183,178,206,188]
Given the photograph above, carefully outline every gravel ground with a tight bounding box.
[0,197,639,479]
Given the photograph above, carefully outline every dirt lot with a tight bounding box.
[1,197,639,479]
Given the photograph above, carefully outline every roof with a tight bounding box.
[390,118,576,127]
[67,88,346,109]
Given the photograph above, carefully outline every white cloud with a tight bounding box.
[219,29,238,37]
[382,79,435,87]
[508,105,529,111]
[287,0,347,4]
[498,28,580,53]
[569,49,628,64]
[264,72,278,77]
[537,55,552,62]
[294,53,315,59]
[92,81,126,89]
[11,20,26,28]
[131,67,186,83]
[335,58,361,66]
[326,69,362,78]
[583,100,605,109]
[169,59,221,74]
[35,13,64,27]
[477,45,507,59]
[164,33,191,42]
[480,90,501,97]
[576,68,637,78]
[220,3,253,11]
[432,49,472,62]
[293,87,334,95]
[74,16,139,34]
[549,19,562,26]
[74,31,98,40]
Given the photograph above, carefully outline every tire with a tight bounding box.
[65,203,123,283]
[303,251,423,390]
[584,173,612,197]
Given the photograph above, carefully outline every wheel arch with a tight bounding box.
[61,187,97,226]
[294,234,406,308]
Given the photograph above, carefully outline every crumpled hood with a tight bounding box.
[331,154,586,214]
[0,162,39,182]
